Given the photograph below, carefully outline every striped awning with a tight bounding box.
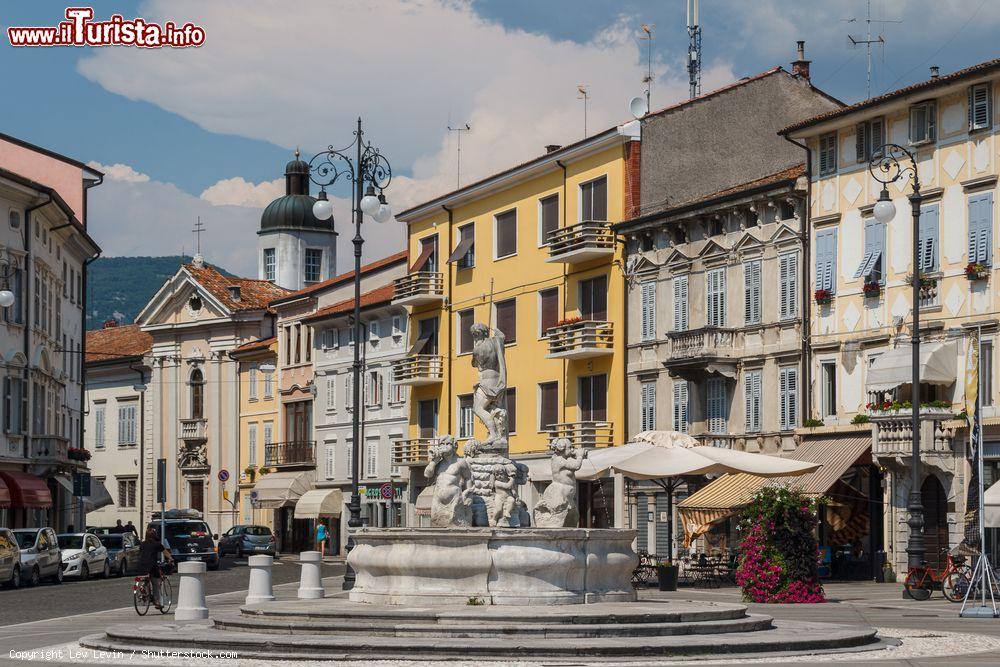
[677,436,871,545]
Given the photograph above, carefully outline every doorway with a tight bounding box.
[920,475,949,570]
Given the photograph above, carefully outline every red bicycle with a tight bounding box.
[903,551,970,602]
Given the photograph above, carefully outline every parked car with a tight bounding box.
[149,509,220,570]
[58,533,110,579]
[97,532,140,576]
[0,528,22,588]
[218,525,276,558]
[12,528,62,586]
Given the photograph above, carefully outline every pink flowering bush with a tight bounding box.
[735,486,826,604]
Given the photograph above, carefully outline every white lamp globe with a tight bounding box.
[0,290,14,309]
[360,187,380,216]
[872,196,896,224]
[374,195,392,223]
[312,197,334,221]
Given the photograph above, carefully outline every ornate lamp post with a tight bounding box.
[308,118,393,590]
[869,143,924,570]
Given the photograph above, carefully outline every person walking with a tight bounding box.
[124,521,138,536]
[316,521,328,558]
[113,520,125,534]
[139,527,173,610]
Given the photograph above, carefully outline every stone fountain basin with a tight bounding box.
[347,527,638,606]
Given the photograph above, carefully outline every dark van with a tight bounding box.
[148,509,220,571]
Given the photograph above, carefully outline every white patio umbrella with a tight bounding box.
[578,431,821,558]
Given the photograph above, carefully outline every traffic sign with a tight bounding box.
[249,490,258,500]
[73,472,91,497]
[380,482,393,499]
[218,469,230,482]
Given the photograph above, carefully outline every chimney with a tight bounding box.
[930,66,940,79]
[791,40,811,80]
[545,144,562,154]
[228,285,241,301]
[103,319,118,329]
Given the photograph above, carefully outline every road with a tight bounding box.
[0,556,344,626]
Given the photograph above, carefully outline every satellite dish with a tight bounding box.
[629,96,648,119]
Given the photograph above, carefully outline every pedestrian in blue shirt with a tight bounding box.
[316,521,328,558]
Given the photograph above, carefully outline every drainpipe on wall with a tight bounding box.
[782,135,813,428]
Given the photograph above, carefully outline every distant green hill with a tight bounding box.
[86,256,233,330]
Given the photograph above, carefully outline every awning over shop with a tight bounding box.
[985,479,1000,528]
[0,471,52,508]
[251,470,314,510]
[866,341,955,392]
[415,486,433,516]
[520,457,553,483]
[677,436,871,545]
[55,476,114,512]
[0,475,10,507]
[294,488,344,520]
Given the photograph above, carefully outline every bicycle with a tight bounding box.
[133,572,173,616]
[903,550,970,602]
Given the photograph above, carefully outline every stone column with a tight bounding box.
[298,550,325,599]
[174,561,209,620]
[246,555,275,604]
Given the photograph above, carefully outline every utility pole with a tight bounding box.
[577,85,589,138]
[447,124,471,189]
[640,23,654,112]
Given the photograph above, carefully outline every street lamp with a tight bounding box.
[0,256,19,309]
[307,118,393,590]
[869,143,924,571]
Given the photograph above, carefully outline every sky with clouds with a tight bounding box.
[2,0,999,277]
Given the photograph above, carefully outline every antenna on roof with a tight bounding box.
[639,23,655,111]
[446,123,471,188]
[686,0,702,99]
[577,85,590,137]
[846,0,901,99]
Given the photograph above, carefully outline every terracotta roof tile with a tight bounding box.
[85,325,152,364]
[304,284,395,322]
[782,58,1000,135]
[184,264,291,311]
[270,251,408,305]
[230,336,277,356]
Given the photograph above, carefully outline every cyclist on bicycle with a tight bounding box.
[139,527,174,610]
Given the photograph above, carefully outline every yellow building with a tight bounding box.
[230,337,278,531]
[393,121,640,525]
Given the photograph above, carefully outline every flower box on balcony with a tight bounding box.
[814,289,833,305]
[966,262,990,281]
[862,282,881,298]
[67,447,91,462]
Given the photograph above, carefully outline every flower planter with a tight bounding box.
[657,564,679,591]
[966,263,990,281]
[862,284,881,299]
[814,289,833,306]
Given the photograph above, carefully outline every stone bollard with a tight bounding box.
[297,550,325,599]
[246,555,276,605]
[174,560,209,621]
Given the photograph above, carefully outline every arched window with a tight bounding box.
[190,369,204,419]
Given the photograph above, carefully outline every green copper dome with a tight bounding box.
[259,150,334,233]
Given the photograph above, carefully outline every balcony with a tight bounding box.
[264,440,316,467]
[695,433,736,449]
[179,418,207,442]
[391,354,444,386]
[30,436,70,465]
[663,327,740,379]
[393,272,445,307]
[392,438,436,466]
[548,421,614,449]
[546,320,614,360]
[919,281,940,310]
[870,408,956,460]
[545,221,615,263]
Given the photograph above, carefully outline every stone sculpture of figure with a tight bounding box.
[470,323,507,448]
[423,436,473,527]
[533,438,588,528]
[489,467,517,527]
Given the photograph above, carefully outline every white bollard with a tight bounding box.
[174,560,209,621]
[297,550,325,599]
[246,555,276,605]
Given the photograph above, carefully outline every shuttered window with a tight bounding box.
[458,394,474,438]
[744,371,762,433]
[365,438,378,477]
[579,375,607,422]
[855,117,885,162]
[640,281,656,341]
[539,288,559,335]
[580,275,608,321]
[778,252,798,320]
[706,268,726,327]
[540,194,560,244]
[505,388,517,434]
[969,192,994,266]
[673,275,689,331]
[814,228,838,293]
[248,423,258,466]
[458,309,475,354]
[117,403,137,445]
[672,380,689,434]
[779,366,799,431]
[706,378,727,433]
[640,381,656,431]
[918,204,940,272]
[345,373,354,412]
[744,260,761,325]
[249,363,258,400]
[581,176,608,222]
[855,219,885,283]
[909,101,937,144]
[969,83,992,132]
[325,441,335,480]
[495,298,516,343]
[539,382,558,431]
[495,209,518,258]
[94,405,105,449]
[818,132,837,176]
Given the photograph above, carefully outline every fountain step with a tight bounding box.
[215,612,774,638]
[81,621,880,660]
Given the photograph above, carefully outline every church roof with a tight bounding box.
[259,151,334,233]
[85,324,152,365]
[184,263,291,311]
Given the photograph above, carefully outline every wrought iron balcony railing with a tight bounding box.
[264,440,316,467]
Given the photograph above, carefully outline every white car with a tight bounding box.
[57,533,110,579]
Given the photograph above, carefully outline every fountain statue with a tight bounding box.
[423,435,473,528]
[470,323,508,451]
[533,438,587,528]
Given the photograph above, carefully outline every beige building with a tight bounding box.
[784,58,1000,574]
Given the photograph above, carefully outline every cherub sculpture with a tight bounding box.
[423,436,473,527]
[533,438,588,528]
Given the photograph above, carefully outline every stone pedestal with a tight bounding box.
[297,551,325,599]
[174,561,209,621]
[347,527,637,605]
[246,555,275,605]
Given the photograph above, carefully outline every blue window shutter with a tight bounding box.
[815,229,838,293]
[969,193,994,266]
[919,204,939,272]
[828,228,838,292]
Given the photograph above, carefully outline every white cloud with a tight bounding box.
[200,176,283,208]
[78,1,735,210]
[87,161,150,183]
